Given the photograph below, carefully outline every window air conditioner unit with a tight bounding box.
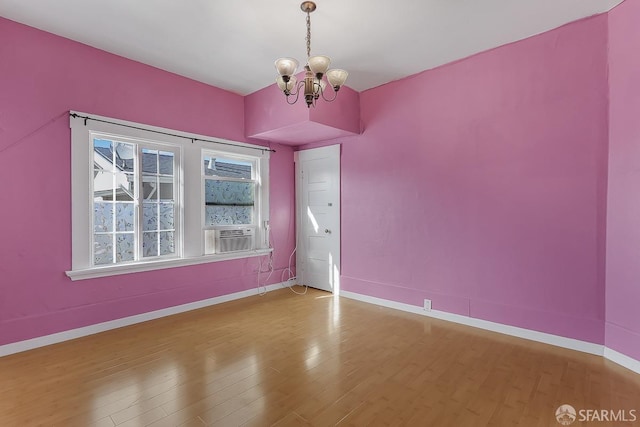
[214,227,255,253]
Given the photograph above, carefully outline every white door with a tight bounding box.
[295,145,341,293]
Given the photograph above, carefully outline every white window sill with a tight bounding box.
[65,249,273,281]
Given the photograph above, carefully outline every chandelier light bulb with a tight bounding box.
[276,75,297,92]
[308,55,331,77]
[274,57,299,77]
[326,69,349,90]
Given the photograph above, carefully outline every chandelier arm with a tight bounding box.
[284,81,306,105]
[286,93,300,105]
[319,86,340,103]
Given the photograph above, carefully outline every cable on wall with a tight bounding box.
[257,222,274,296]
[281,178,307,295]
[257,252,274,296]
[282,246,307,295]
[69,112,276,153]
[0,110,69,154]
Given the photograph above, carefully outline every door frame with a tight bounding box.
[294,144,341,294]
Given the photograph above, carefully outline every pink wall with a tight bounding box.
[0,18,295,346]
[245,79,360,145]
[340,15,610,344]
[606,0,640,361]
[1,8,634,357]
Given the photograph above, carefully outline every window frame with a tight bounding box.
[67,111,271,281]
[90,132,183,266]
[202,151,260,228]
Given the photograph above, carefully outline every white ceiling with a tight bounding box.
[0,0,624,95]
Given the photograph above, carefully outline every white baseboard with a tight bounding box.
[341,291,640,375]
[604,347,640,375]
[0,282,284,358]
[294,283,640,375]
[4,286,639,375]
[341,291,606,353]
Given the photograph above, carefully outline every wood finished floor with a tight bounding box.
[1,287,639,427]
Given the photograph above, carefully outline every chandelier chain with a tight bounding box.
[306,12,311,59]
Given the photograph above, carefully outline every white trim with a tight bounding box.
[340,291,604,356]
[604,347,640,375]
[65,248,273,281]
[0,282,284,357]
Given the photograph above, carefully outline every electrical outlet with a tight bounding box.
[423,299,432,311]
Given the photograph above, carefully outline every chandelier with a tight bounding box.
[274,1,348,108]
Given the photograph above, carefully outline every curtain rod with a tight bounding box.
[69,112,276,153]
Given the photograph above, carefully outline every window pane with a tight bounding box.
[205,180,254,206]
[116,233,135,262]
[159,151,174,175]
[94,234,113,265]
[143,202,158,231]
[159,203,174,230]
[115,203,134,232]
[160,231,175,255]
[142,149,158,173]
[159,181,173,200]
[113,173,134,201]
[205,206,253,226]
[94,202,113,232]
[95,139,135,203]
[142,175,158,200]
[204,157,252,179]
[115,142,135,173]
[94,170,115,201]
[143,232,158,257]
[94,139,113,171]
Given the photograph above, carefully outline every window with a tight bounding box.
[92,136,180,265]
[203,154,257,226]
[68,111,271,280]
